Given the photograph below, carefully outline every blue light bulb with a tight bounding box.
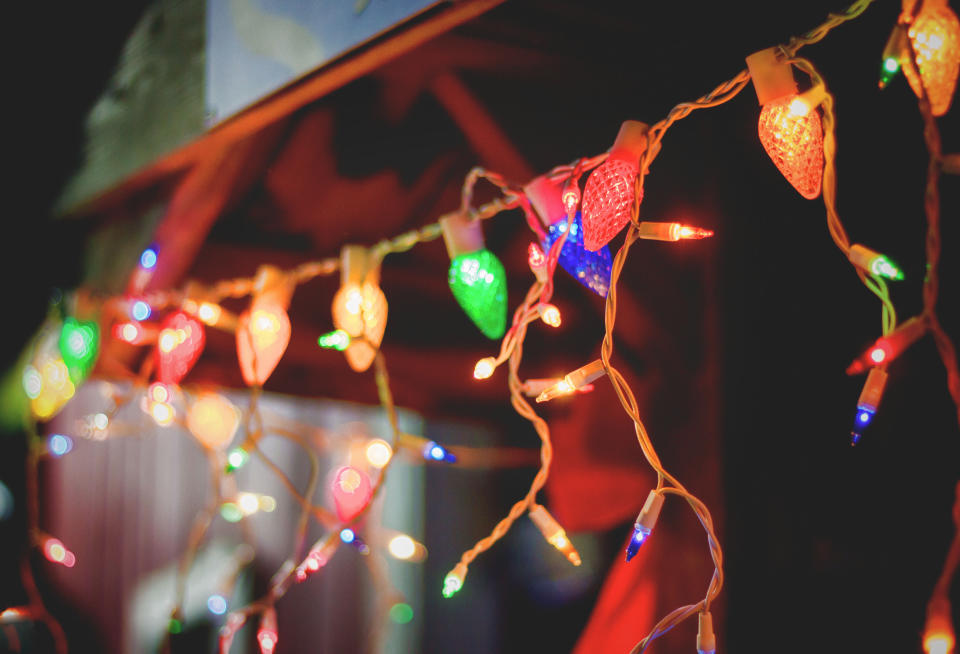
[131,300,151,321]
[207,594,228,615]
[850,407,875,446]
[48,434,73,457]
[543,213,613,297]
[140,247,158,270]
[625,524,651,562]
[423,441,456,463]
[340,528,355,543]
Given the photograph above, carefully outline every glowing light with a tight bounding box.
[258,608,278,654]
[59,318,100,383]
[473,357,496,380]
[884,57,900,73]
[207,594,228,615]
[48,434,73,457]
[442,571,463,598]
[258,495,277,512]
[197,302,221,326]
[332,281,388,373]
[423,441,456,463]
[150,401,174,427]
[340,528,356,544]
[22,365,42,399]
[238,493,261,515]
[93,413,109,430]
[120,323,141,344]
[561,184,581,214]
[903,1,960,115]
[528,243,546,270]
[676,224,714,240]
[870,346,887,364]
[237,302,291,386]
[187,393,240,450]
[318,330,351,351]
[389,602,414,624]
[869,255,905,280]
[538,304,562,328]
[140,248,158,269]
[757,94,824,199]
[331,466,373,522]
[149,383,170,403]
[226,448,249,472]
[365,439,393,468]
[787,96,811,117]
[0,608,27,622]
[541,212,613,297]
[42,537,76,568]
[626,490,664,562]
[29,356,76,420]
[925,634,954,654]
[626,525,650,562]
[220,503,244,523]
[131,301,151,321]
[529,504,581,565]
[387,535,416,560]
[156,311,205,385]
[448,249,507,340]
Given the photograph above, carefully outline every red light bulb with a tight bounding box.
[902,0,960,116]
[156,311,205,385]
[331,465,372,522]
[581,121,650,251]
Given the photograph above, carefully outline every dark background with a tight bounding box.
[4,1,960,653]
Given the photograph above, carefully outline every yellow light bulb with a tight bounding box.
[236,302,291,386]
[365,439,393,468]
[159,330,177,353]
[331,282,388,373]
[150,401,174,426]
[187,393,240,450]
[237,492,260,515]
[538,304,562,328]
[387,535,416,560]
[474,357,496,380]
[197,302,222,325]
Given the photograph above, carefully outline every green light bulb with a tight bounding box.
[318,329,350,351]
[879,56,901,88]
[220,502,243,522]
[448,249,507,339]
[442,573,462,598]
[226,447,249,473]
[58,318,100,383]
[870,255,904,280]
[389,603,414,624]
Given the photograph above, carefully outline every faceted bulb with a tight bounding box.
[757,95,824,199]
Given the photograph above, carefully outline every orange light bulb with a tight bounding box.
[333,248,388,373]
[187,393,240,450]
[757,94,824,199]
[237,302,291,386]
[903,0,960,116]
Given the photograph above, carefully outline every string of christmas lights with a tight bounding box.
[8,0,959,652]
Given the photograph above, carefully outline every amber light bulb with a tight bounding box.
[331,246,388,373]
[187,393,240,450]
[902,0,960,116]
[747,47,825,200]
[580,120,651,251]
[237,266,293,386]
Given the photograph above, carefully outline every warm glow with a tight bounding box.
[29,356,75,420]
[904,2,960,116]
[187,394,240,450]
[42,537,76,568]
[331,466,372,522]
[581,158,641,251]
[236,302,291,386]
[474,357,496,380]
[924,633,955,654]
[156,311,206,385]
[150,401,174,427]
[870,347,887,363]
[388,534,417,560]
[528,243,546,269]
[159,330,177,353]
[758,94,824,199]
[197,302,222,325]
[237,492,261,515]
[365,439,393,468]
[332,282,388,372]
[121,323,139,342]
[149,382,170,403]
[539,304,562,328]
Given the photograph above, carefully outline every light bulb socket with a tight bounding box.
[528,503,561,536]
[858,367,889,414]
[440,213,485,259]
[746,47,799,106]
[637,489,665,532]
[697,611,717,654]
[341,245,379,287]
[609,120,650,164]
[523,175,567,227]
[252,264,295,310]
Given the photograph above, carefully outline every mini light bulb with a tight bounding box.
[848,244,905,280]
[474,357,496,380]
[365,439,393,468]
[528,243,547,279]
[846,316,927,375]
[521,378,596,398]
[902,0,960,116]
[697,611,717,654]
[47,434,73,457]
[529,504,581,566]
[442,562,467,598]
[626,490,664,562]
[59,317,100,384]
[207,594,228,615]
[140,247,158,270]
[851,367,889,445]
[113,322,144,344]
[318,329,351,351]
[130,300,151,321]
[636,221,714,242]
[196,302,222,326]
[156,311,205,385]
[581,121,651,251]
[423,440,456,463]
[880,23,908,89]
[332,247,388,372]
[296,537,339,581]
[387,534,427,562]
[747,47,825,199]
[187,393,240,450]
[257,608,278,654]
[441,214,507,339]
[923,597,956,654]
[537,304,562,328]
[339,528,370,553]
[226,447,249,473]
[42,536,76,568]
[536,360,606,403]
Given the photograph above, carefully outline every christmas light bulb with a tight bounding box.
[924,597,956,654]
[332,247,388,372]
[196,302,222,326]
[237,266,293,386]
[747,47,824,199]
[28,355,75,420]
[441,214,507,339]
[902,0,960,116]
[257,608,278,654]
[536,360,606,403]
[130,300,151,321]
[187,393,240,450]
[626,490,664,562]
[140,247,158,270]
[529,504,581,566]
[387,533,427,562]
[474,357,496,380]
[156,311,205,385]
[389,603,414,624]
[331,465,373,522]
[581,121,651,251]
[851,367,889,445]
[442,562,467,598]
[423,440,456,463]
[537,303,562,327]
[47,434,73,457]
[880,24,908,89]
[846,316,927,375]
[365,439,393,468]
[42,536,76,568]
[296,537,339,581]
[59,317,100,384]
[226,447,249,473]
[697,611,717,654]
[528,243,549,283]
[207,594,228,615]
[521,378,595,398]
[339,528,370,553]
[848,244,905,280]
[318,329,351,351]
[113,321,146,345]
[636,221,714,242]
